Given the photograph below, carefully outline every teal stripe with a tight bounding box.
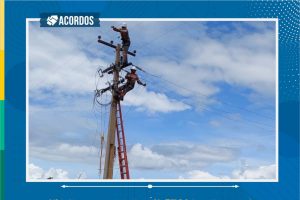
[0,101,3,150]
[0,151,3,200]
[0,101,3,200]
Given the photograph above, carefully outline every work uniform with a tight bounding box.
[113,27,130,49]
[118,72,144,100]
[113,27,131,64]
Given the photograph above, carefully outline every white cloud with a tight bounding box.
[59,143,97,155]
[29,142,276,180]
[137,21,276,109]
[141,57,220,110]
[44,168,69,179]
[29,21,276,114]
[128,142,237,171]
[185,170,228,179]
[29,22,191,114]
[28,163,44,179]
[29,24,108,95]
[181,164,276,180]
[185,35,276,97]
[30,143,98,163]
[151,142,237,167]
[232,164,276,179]
[128,143,176,169]
[124,87,191,113]
[28,163,69,179]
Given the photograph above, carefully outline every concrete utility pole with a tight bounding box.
[103,44,121,179]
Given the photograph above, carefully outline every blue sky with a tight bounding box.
[28,20,276,180]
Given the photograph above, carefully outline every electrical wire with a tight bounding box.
[131,21,275,121]
[141,74,275,132]
[94,22,277,178]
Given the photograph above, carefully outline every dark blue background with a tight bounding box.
[5,1,299,199]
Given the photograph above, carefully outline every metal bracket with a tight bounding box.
[98,35,136,56]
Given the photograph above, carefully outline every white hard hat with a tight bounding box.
[122,22,127,27]
[131,66,136,71]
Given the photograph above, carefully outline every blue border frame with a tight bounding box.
[5,1,299,199]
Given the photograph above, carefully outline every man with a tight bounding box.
[117,66,146,100]
[111,23,131,65]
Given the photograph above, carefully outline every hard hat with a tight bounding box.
[131,66,136,71]
[122,22,127,27]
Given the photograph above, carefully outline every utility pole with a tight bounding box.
[97,35,136,179]
[103,44,121,179]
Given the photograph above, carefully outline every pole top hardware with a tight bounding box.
[97,35,136,57]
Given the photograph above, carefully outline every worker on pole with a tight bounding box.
[117,66,146,100]
[111,23,131,65]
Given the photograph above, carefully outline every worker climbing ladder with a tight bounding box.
[115,101,130,179]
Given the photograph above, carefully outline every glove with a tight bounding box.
[143,83,147,87]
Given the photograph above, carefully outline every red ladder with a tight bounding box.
[115,101,130,179]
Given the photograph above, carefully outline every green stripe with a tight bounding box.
[0,151,3,200]
[0,101,3,150]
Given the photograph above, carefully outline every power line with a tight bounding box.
[140,75,275,132]
[131,21,275,121]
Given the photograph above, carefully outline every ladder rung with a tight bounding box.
[116,103,129,179]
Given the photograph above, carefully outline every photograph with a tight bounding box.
[27,20,277,181]
[2,0,300,199]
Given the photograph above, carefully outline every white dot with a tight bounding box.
[148,184,153,189]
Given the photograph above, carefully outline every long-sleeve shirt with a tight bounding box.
[113,27,130,43]
[125,72,144,86]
